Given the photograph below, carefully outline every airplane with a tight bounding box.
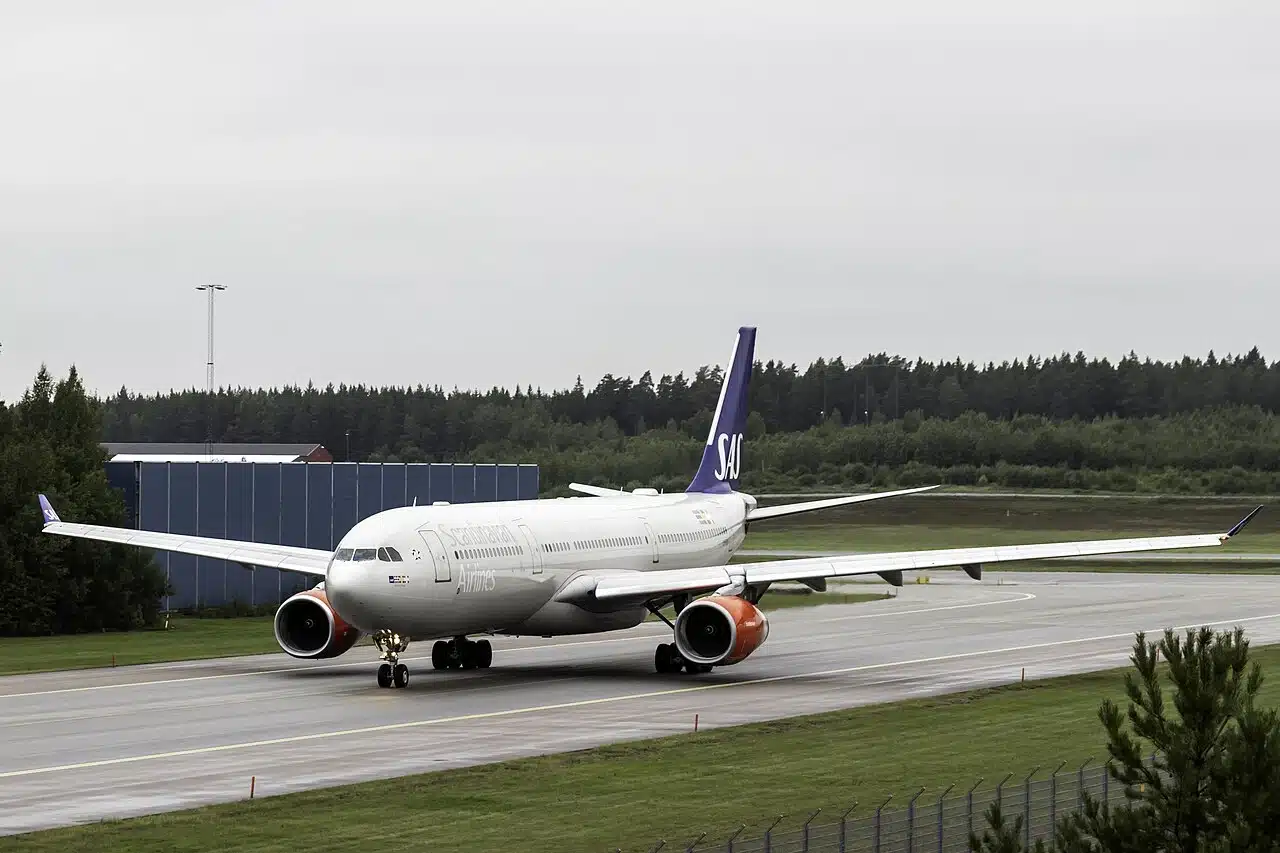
[38,327,1263,689]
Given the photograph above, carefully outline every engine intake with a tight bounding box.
[673,595,769,666]
[273,586,361,659]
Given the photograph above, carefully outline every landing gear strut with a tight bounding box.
[373,630,411,688]
[431,636,493,671]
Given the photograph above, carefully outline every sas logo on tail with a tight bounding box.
[713,433,744,481]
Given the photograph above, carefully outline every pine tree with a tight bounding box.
[0,365,169,635]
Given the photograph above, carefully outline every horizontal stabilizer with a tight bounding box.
[746,485,938,522]
[568,483,626,497]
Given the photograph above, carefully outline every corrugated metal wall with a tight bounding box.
[104,462,540,611]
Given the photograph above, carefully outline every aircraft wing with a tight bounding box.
[566,506,1264,604]
[37,495,331,577]
[746,485,938,522]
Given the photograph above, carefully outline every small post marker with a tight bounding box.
[1021,667,1025,683]
[111,654,116,667]
[250,776,256,799]
[694,713,699,732]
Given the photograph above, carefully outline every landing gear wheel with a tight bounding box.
[373,629,411,687]
[476,640,493,669]
[431,641,449,670]
[655,643,682,674]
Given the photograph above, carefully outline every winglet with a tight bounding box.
[1223,505,1264,540]
[38,494,61,525]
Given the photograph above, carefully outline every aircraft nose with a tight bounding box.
[325,560,364,624]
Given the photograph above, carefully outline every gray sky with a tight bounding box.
[2,1,1278,401]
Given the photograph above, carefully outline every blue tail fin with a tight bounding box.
[687,326,757,494]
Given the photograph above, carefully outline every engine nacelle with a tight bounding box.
[673,595,769,667]
[273,586,362,659]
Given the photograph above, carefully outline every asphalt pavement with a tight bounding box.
[3,571,1280,836]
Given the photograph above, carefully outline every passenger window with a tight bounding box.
[353,548,377,562]
[334,548,354,561]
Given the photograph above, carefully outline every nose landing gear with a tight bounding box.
[373,630,411,688]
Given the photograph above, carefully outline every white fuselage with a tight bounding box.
[324,492,750,639]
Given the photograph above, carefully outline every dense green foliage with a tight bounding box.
[972,627,1280,852]
[97,347,1280,493]
[0,367,168,636]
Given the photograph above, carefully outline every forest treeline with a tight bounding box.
[0,368,167,635]
[95,348,1280,494]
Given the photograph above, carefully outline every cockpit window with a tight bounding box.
[334,548,354,561]
[377,547,389,562]
[385,547,403,562]
[352,548,377,562]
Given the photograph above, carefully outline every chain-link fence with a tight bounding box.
[628,761,1137,853]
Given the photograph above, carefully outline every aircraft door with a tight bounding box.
[518,524,543,574]
[643,521,659,564]
[418,530,451,582]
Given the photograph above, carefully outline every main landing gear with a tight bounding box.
[373,630,411,689]
[649,594,713,675]
[431,636,493,671]
[654,643,713,674]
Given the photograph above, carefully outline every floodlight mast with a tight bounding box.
[195,285,227,453]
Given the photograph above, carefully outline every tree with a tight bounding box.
[973,627,1280,852]
[0,365,169,635]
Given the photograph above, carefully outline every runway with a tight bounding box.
[4,571,1280,836]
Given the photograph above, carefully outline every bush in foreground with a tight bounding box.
[971,627,1280,852]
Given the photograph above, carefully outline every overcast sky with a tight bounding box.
[2,1,1278,400]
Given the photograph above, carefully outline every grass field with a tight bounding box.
[7,642,1279,853]
[0,616,281,676]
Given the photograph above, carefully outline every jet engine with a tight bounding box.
[673,595,769,667]
[273,585,362,659]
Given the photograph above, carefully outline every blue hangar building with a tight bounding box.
[102,443,540,611]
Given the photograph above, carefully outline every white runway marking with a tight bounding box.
[4,606,1277,781]
[0,590,1030,699]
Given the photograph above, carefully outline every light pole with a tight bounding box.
[196,285,227,452]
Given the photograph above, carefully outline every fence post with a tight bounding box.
[764,815,784,853]
[683,831,706,853]
[935,783,955,853]
[802,809,821,853]
[1023,767,1039,850]
[1077,758,1094,811]
[874,795,893,853]
[907,787,925,853]
[839,803,857,853]
[1048,761,1066,839]
[649,842,666,853]
[966,777,984,838]
[726,825,746,853]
